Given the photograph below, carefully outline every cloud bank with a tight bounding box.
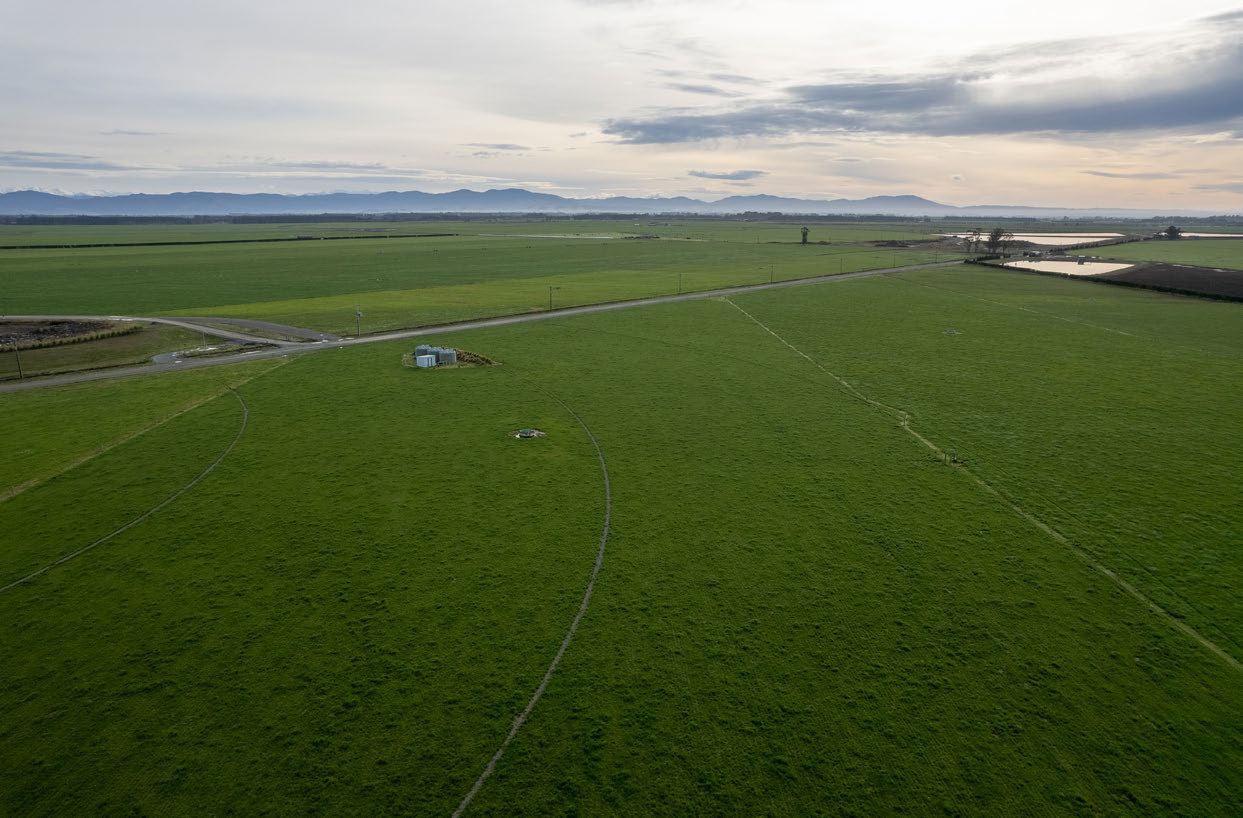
[603,12,1243,143]
[688,169,767,180]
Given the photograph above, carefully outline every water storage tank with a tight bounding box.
[436,348,457,365]
[416,344,434,357]
[415,354,437,368]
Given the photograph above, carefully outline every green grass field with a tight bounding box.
[0,221,461,246]
[1,224,959,335]
[0,359,283,500]
[1104,238,1243,270]
[0,218,944,247]
[0,323,210,381]
[2,264,1240,815]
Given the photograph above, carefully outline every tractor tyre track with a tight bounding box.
[723,297,1242,674]
[0,388,250,594]
[451,386,611,818]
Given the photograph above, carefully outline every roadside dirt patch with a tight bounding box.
[0,320,123,348]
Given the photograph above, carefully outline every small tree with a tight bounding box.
[986,227,1013,254]
[800,225,809,244]
[1166,225,1183,240]
[967,228,982,254]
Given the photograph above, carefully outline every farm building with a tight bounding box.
[414,344,458,367]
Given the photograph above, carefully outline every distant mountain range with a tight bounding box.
[0,188,1225,218]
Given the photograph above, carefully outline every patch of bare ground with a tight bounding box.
[1100,262,1243,301]
[0,320,138,349]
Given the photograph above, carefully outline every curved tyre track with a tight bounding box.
[451,388,611,818]
[0,389,250,594]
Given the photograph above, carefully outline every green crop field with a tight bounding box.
[1104,238,1243,270]
[1,223,959,335]
[0,218,944,248]
[2,263,1240,815]
[0,222,460,247]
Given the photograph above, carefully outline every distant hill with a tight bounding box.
[0,188,1223,218]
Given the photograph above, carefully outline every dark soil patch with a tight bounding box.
[1100,263,1243,301]
[455,349,497,366]
[0,320,114,348]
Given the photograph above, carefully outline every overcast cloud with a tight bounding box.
[2,0,1242,208]
[604,14,1243,143]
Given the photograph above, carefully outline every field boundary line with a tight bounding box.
[451,386,612,818]
[0,362,283,505]
[0,388,250,594]
[722,297,1242,674]
[0,261,964,394]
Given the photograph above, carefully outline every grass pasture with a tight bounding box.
[0,221,959,336]
[1104,238,1243,270]
[0,358,283,500]
[0,322,209,381]
[0,218,944,248]
[2,264,1240,815]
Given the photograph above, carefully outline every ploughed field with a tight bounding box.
[1,265,1241,815]
[1099,262,1243,300]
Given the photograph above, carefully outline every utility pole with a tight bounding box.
[770,265,774,284]
[355,306,362,338]
[548,286,560,311]
[13,345,23,380]
[678,272,682,294]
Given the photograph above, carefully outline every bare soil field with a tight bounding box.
[0,319,119,347]
[1100,262,1243,300]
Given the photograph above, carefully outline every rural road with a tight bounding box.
[173,316,342,342]
[0,260,962,394]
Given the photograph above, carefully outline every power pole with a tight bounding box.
[13,345,23,380]
[355,306,362,337]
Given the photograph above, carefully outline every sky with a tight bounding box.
[3,0,1243,209]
